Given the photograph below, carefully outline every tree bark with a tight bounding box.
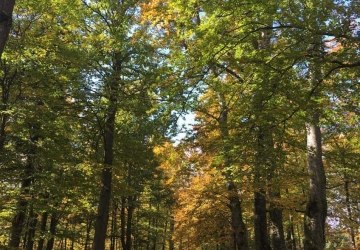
[286,214,296,250]
[8,185,30,247]
[9,103,44,248]
[93,53,120,250]
[37,212,48,250]
[120,196,135,250]
[125,196,135,250]
[228,182,249,250]
[92,124,114,249]
[120,197,126,250]
[269,189,286,250]
[162,218,168,250]
[304,112,327,250]
[26,208,38,250]
[0,0,15,59]
[169,215,175,250]
[9,127,39,248]
[254,188,271,250]
[110,201,117,250]
[344,178,356,248]
[266,133,286,250]
[254,128,271,250]
[218,96,249,250]
[84,218,93,250]
[0,72,11,150]
[45,213,58,250]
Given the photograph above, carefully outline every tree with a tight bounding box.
[0,0,359,249]
[0,0,15,59]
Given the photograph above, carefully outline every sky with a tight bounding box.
[172,112,196,145]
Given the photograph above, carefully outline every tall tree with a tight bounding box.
[0,0,359,249]
[303,60,327,250]
[0,0,15,59]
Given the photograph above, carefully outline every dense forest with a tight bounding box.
[0,0,359,250]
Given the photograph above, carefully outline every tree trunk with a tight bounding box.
[9,131,38,248]
[92,133,114,249]
[228,182,249,250]
[9,103,43,248]
[304,112,327,250]
[266,131,286,250]
[93,53,120,250]
[254,189,271,250]
[296,224,302,249]
[0,72,11,150]
[84,218,93,250]
[37,212,48,250]
[0,106,8,149]
[0,14,17,151]
[110,200,118,250]
[0,0,15,58]
[152,205,158,250]
[45,213,58,250]
[344,179,356,248]
[71,237,75,250]
[254,129,271,250]
[125,196,135,250]
[8,191,29,247]
[26,208,38,250]
[286,215,296,250]
[169,215,175,250]
[218,95,249,250]
[120,197,126,249]
[269,189,286,250]
[269,204,285,250]
[162,218,168,250]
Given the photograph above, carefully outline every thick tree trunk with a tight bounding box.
[45,213,58,250]
[93,53,120,250]
[266,131,286,250]
[71,237,75,250]
[120,196,135,250]
[37,212,48,250]
[249,21,275,250]
[0,110,8,149]
[110,201,117,250]
[92,132,114,249]
[125,196,135,250]
[8,189,29,247]
[254,189,271,250]
[9,103,43,248]
[120,197,126,249]
[344,179,356,248]
[26,208,38,250]
[268,191,286,250]
[1,68,18,153]
[0,80,9,150]
[286,215,296,250]
[84,218,93,250]
[304,112,327,250]
[9,133,38,248]
[162,218,168,250]
[228,182,249,250]
[254,129,271,250]
[0,0,15,59]
[169,215,175,250]
[152,204,158,250]
[269,189,286,250]
[152,217,157,250]
[218,96,249,250]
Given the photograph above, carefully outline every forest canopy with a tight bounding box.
[0,0,359,250]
